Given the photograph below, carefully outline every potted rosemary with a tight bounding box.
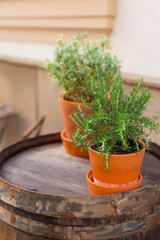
[44,32,120,156]
[71,75,160,195]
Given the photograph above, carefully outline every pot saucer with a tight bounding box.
[61,129,89,157]
[86,169,142,196]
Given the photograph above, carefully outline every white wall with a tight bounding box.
[0,41,55,64]
[111,0,160,79]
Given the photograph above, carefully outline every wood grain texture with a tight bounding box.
[0,220,53,240]
[0,0,117,43]
[0,143,159,196]
[0,17,114,30]
[0,26,111,44]
[0,0,117,18]
[0,143,90,196]
[0,133,159,239]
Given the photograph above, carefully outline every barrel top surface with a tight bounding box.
[0,133,160,197]
[0,134,159,240]
[0,142,91,196]
[0,133,160,220]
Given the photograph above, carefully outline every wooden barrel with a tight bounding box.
[0,133,159,240]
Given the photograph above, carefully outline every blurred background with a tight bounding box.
[0,0,159,148]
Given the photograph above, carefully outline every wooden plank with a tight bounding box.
[0,0,117,43]
[0,17,114,30]
[0,0,117,18]
[0,28,110,44]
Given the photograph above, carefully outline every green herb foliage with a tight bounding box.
[44,32,121,102]
[71,76,160,170]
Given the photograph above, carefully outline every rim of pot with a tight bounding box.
[88,139,146,157]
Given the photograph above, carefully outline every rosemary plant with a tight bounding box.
[71,76,160,170]
[44,32,121,102]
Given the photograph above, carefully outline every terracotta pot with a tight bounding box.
[60,129,89,157]
[86,169,142,196]
[89,140,146,186]
[59,96,92,139]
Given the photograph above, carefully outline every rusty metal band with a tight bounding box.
[0,198,160,238]
[0,198,159,227]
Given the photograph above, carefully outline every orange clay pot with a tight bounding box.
[88,140,146,186]
[59,96,92,139]
[86,169,142,196]
[60,129,89,157]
